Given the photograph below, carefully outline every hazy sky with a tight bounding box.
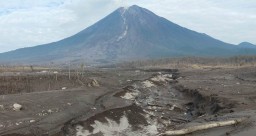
[0,0,255,53]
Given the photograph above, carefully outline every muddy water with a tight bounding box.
[62,71,220,136]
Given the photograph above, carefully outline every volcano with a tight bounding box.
[0,5,255,64]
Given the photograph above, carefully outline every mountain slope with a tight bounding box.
[238,42,256,49]
[0,5,256,64]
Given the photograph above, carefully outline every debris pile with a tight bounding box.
[88,79,100,87]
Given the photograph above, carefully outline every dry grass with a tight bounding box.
[116,56,256,70]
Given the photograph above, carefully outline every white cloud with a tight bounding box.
[0,0,255,52]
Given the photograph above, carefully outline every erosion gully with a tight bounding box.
[61,69,223,136]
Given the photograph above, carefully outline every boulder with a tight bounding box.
[13,103,22,111]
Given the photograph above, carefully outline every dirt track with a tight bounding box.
[0,67,256,136]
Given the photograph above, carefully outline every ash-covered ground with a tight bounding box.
[0,66,256,136]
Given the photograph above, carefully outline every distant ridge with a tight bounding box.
[0,5,256,65]
[238,42,256,49]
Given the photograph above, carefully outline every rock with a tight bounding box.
[150,74,172,83]
[13,103,22,111]
[38,113,43,116]
[88,79,100,87]
[0,105,4,110]
[29,120,35,123]
[48,109,53,113]
[121,91,139,100]
[62,87,67,90]
[142,80,155,88]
